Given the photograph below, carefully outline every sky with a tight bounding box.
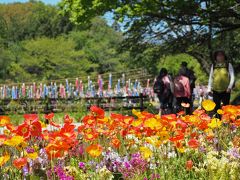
[0,0,60,4]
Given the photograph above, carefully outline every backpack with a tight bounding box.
[174,77,185,94]
[213,62,236,90]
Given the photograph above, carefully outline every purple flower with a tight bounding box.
[79,162,85,169]
[124,161,131,169]
[22,164,29,176]
[227,148,240,159]
[26,147,35,153]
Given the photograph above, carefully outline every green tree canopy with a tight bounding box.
[60,0,240,72]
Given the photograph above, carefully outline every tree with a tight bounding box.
[0,1,73,43]
[60,0,240,72]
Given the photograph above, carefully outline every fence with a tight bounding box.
[0,93,151,115]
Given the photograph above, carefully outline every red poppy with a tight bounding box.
[77,125,85,133]
[169,132,184,142]
[90,106,105,118]
[23,114,38,124]
[15,123,30,138]
[188,138,199,149]
[50,121,61,128]
[84,132,98,141]
[186,160,193,170]
[13,157,27,169]
[30,120,42,137]
[177,111,185,116]
[64,114,73,124]
[197,120,208,130]
[176,119,187,129]
[82,115,96,126]
[44,113,54,120]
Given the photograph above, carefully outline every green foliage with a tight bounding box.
[0,1,211,85]
[0,1,129,83]
[0,1,72,42]
[60,0,240,72]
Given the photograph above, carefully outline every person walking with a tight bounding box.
[181,62,196,111]
[154,68,173,114]
[173,68,191,114]
[208,50,235,111]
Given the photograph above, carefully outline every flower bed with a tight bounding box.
[0,100,240,179]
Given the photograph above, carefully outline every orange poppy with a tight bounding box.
[111,138,121,149]
[90,106,105,118]
[0,116,10,126]
[86,144,103,157]
[64,114,73,124]
[192,109,205,116]
[6,123,16,132]
[45,144,64,159]
[0,135,7,146]
[13,157,27,169]
[188,138,199,149]
[186,160,193,170]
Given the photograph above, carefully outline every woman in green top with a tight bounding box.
[208,50,235,111]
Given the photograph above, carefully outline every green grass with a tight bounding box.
[8,112,85,125]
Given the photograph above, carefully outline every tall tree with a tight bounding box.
[60,0,240,72]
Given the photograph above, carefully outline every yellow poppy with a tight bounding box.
[26,152,38,160]
[40,121,47,128]
[202,100,216,111]
[177,147,185,153]
[140,146,153,159]
[132,109,143,118]
[145,136,162,147]
[208,118,222,129]
[4,136,24,147]
[144,118,161,130]
[217,109,224,115]
[131,119,143,127]
[0,154,10,166]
